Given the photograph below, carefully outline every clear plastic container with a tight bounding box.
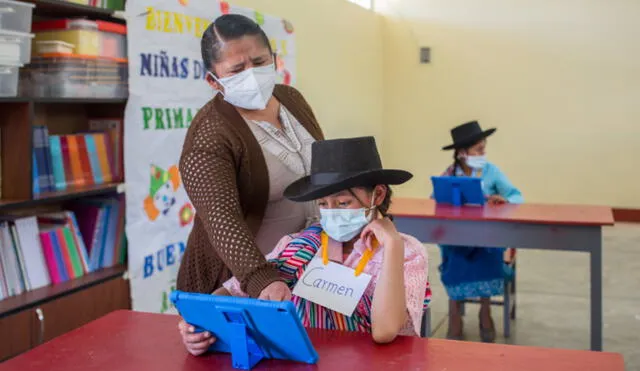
[20,54,128,98]
[0,0,34,33]
[35,40,75,55]
[0,62,20,97]
[0,29,34,64]
[33,19,127,59]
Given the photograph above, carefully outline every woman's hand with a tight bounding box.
[178,319,215,356]
[258,281,292,301]
[487,195,507,205]
[360,218,403,250]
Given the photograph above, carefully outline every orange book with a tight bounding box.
[93,133,113,183]
[66,135,85,186]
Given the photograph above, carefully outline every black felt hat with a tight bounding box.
[442,121,496,150]
[284,137,413,202]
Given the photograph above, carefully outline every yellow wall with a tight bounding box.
[377,0,640,207]
[231,0,385,141]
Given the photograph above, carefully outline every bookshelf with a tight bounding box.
[0,0,130,361]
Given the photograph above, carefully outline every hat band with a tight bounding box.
[310,172,350,185]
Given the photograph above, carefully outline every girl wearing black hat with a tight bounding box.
[186,137,431,347]
[439,121,523,343]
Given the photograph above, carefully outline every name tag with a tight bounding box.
[292,257,372,316]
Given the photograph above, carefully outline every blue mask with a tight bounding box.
[320,196,376,242]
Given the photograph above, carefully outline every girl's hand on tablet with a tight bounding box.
[178,319,215,356]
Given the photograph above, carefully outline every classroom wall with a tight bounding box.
[376,0,640,207]
[230,0,386,141]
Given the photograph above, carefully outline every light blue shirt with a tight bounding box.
[455,162,523,204]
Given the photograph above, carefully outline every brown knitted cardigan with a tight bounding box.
[176,85,324,297]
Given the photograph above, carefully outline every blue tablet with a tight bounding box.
[431,176,485,206]
[171,291,318,370]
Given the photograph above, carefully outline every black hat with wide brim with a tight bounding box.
[442,121,496,150]
[284,137,413,202]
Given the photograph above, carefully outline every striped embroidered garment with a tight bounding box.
[223,224,431,336]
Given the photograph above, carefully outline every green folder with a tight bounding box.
[62,227,84,278]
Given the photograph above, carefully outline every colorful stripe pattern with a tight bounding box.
[268,224,430,333]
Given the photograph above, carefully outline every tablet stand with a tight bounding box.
[451,185,462,206]
[228,317,265,370]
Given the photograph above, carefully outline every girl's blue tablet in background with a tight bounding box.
[431,176,485,206]
[171,291,318,370]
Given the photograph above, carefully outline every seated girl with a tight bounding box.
[437,121,523,342]
[182,137,431,350]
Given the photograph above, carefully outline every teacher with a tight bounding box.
[176,14,324,302]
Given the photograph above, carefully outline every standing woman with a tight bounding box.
[438,121,522,343]
[176,14,323,354]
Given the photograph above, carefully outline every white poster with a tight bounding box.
[124,0,296,313]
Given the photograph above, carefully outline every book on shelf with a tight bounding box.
[0,197,126,301]
[38,132,117,193]
[89,118,123,182]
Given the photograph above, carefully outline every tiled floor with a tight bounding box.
[425,223,640,370]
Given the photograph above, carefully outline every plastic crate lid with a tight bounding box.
[0,0,35,9]
[35,52,128,63]
[95,20,126,35]
[0,28,34,39]
[32,19,126,35]
[32,19,98,32]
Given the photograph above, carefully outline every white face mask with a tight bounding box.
[210,63,276,110]
[320,195,376,242]
[465,155,487,169]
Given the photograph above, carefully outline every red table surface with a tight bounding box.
[391,198,615,226]
[0,310,624,371]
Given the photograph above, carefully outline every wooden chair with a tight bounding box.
[459,248,517,338]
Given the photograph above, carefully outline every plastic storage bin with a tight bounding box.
[32,19,127,59]
[35,40,75,55]
[0,0,34,33]
[20,54,128,98]
[0,62,20,97]
[0,29,34,64]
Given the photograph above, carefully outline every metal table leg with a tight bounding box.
[591,242,603,351]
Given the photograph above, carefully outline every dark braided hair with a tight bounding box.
[452,149,464,177]
[451,139,483,177]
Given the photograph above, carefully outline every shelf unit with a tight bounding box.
[0,0,130,362]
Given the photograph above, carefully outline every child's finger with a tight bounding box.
[184,331,211,344]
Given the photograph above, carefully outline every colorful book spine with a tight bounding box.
[66,212,91,273]
[76,135,94,186]
[32,152,40,196]
[89,119,123,181]
[97,204,111,269]
[113,197,126,266]
[32,127,51,193]
[49,230,69,282]
[59,136,75,188]
[42,126,56,191]
[49,136,67,190]
[102,200,119,268]
[39,231,62,284]
[66,135,85,187]
[93,133,113,183]
[61,227,83,278]
[55,228,76,279]
[84,135,104,185]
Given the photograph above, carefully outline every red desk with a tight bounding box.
[390,198,614,351]
[0,311,624,371]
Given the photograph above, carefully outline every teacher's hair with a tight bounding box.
[201,14,273,73]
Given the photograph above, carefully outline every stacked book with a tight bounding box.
[0,197,126,299]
